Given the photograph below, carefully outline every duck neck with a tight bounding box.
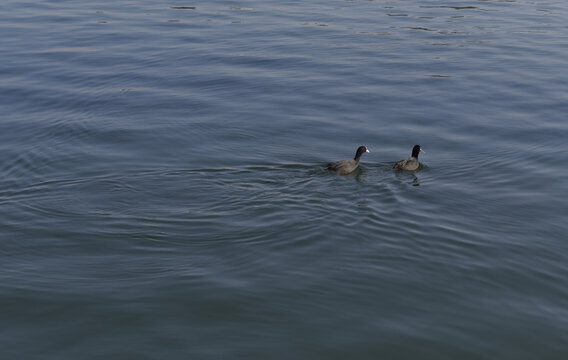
[354,147,366,161]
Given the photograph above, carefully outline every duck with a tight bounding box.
[393,145,424,171]
[327,146,370,175]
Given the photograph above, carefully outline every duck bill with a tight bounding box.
[420,148,425,153]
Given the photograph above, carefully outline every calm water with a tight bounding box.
[1,0,567,358]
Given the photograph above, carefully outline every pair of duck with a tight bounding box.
[327,145,424,175]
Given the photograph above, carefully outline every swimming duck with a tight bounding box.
[327,146,370,175]
[393,145,424,171]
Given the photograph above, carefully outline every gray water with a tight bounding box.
[1,0,567,358]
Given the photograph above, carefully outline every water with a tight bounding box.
[1,0,567,358]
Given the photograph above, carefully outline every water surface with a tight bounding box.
[1,0,567,358]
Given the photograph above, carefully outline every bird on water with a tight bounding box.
[327,146,370,175]
[393,144,424,171]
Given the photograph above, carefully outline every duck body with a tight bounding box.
[393,157,420,171]
[393,145,424,171]
[327,146,370,175]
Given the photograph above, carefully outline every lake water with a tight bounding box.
[1,0,567,358]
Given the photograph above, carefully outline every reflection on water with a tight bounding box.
[394,170,421,186]
[328,166,364,181]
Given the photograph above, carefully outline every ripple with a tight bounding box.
[419,6,479,10]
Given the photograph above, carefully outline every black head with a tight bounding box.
[354,146,370,160]
[411,144,424,158]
